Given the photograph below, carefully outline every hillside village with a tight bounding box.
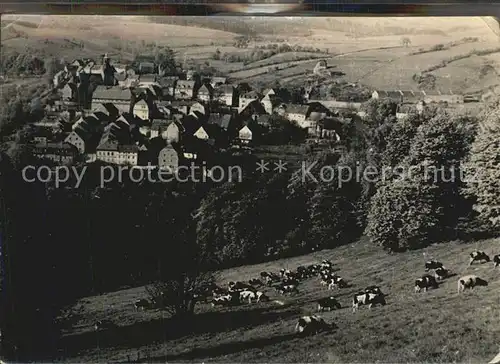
[27,53,484,171]
[2,15,500,364]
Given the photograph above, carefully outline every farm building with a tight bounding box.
[422,90,464,104]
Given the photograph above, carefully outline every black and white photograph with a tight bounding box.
[1,14,500,363]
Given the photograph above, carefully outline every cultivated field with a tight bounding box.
[2,16,499,93]
[56,237,500,363]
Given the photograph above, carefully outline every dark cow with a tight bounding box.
[434,267,450,281]
[282,277,300,287]
[457,275,488,293]
[327,276,347,289]
[415,275,438,293]
[276,283,299,295]
[470,251,491,265]
[352,292,386,312]
[493,255,500,268]
[365,286,384,296]
[317,296,341,312]
[212,292,240,307]
[134,298,150,311]
[295,315,331,335]
[425,260,443,271]
[229,281,253,292]
[249,278,263,286]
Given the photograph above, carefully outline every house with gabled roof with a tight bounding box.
[158,144,179,171]
[92,85,133,114]
[210,76,227,88]
[214,84,238,107]
[197,84,213,102]
[238,99,266,116]
[175,80,196,100]
[193,126,210,141]
[133,99,150,120]
[165,121,181,144]
[239,90,261,109]
[284,104,312,128]
[238,125,253,144]
[64,129,88,154]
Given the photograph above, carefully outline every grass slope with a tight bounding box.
[57,236,500,363]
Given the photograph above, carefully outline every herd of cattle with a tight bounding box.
[102,250,499,336]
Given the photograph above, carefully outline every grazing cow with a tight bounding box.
[434,267,450,281]
[469,251,490,265]
[229,281,253,292]
[425,260,444,271]
[249,278,263,286]
[321,260,333,268]
[211,294,232,307]
[365,286,384,296]
[260,271,271,279]
[295,315,331,335]
[317,296,341,312]
[256,291,269,302]
[352,292,386,312]
[457,275,488,293]
[282,278,300,287]
[277,283,299,295]
[493,255,500,268]
[327,276,347,290]
[239,290,257,304]
[415,275,439,293]
[134,298,150,311]
[280,268,292,277]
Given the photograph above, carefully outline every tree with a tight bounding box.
[154,47,177,75]
[308,152,363,249]
[463,101,500,229]
[361,98,398,128]
[145,185,218,320]
[366,178,441,252]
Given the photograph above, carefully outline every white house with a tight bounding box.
[193,126,210,140]
[285,104,310,127]
[133,99,149,120]
[158,145,179,171]
[238,125,253,144]
[165,122,180,143]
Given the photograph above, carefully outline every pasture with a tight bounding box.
[56,237,500,363]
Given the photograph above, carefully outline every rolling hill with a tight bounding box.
[56,236,500,363]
